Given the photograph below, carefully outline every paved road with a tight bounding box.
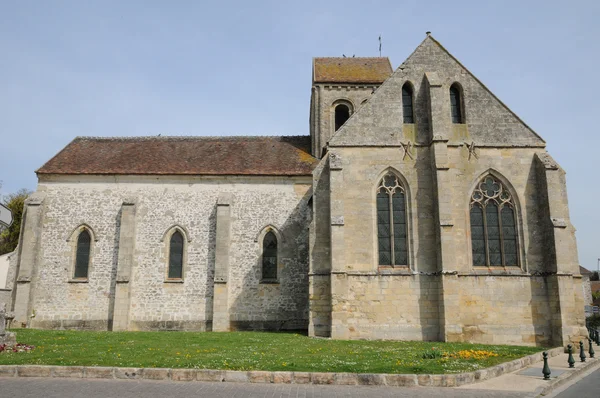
[0,377,526,397]
[554,367,600,398]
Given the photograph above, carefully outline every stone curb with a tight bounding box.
[528,356,600,398]
[0,347,563,388]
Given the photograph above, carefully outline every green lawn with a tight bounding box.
[0,329,543,374]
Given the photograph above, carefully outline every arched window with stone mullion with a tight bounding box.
[377,173,408,266]
[470,175,519,267]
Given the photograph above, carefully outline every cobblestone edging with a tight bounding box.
[0,347,564,388]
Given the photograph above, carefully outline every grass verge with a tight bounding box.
[0,329,543,374]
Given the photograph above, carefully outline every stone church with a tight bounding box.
[6,34,587,346]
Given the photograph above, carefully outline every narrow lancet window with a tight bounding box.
[74,230,91,279]
[450,84,463,124]
[470,175,519,266]
[168,230,184,279]
[377,173,408,266]
[262,231,278,280]
[402,83,414,123]
[335,104,350,131]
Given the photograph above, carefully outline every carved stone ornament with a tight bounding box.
[400,141,414,160]
[465,141,478,161]
[329,153,343,170]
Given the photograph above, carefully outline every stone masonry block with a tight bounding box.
[311,372,335,384]
[142,368,170,380]
[17,365,52,377]
[197,369,225,382]
[84,366,114,379]
[52,366,84,378]
[171,368,197,381]
[247,371,271,383]
[0,366,16,377]
[114,367,143,379]
[292,372,311,384]
[385,374,417,387]
[224,370,249,383]
[334,373,358,385]
[272,371,293,384]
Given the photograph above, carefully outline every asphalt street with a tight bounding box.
[554,367,600,398]
[0,377,526,398]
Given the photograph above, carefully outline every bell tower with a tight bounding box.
[309,57,393,158]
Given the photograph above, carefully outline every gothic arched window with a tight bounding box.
[470,175,519,266]
[168,230,184,279]
[377,173,408,266]
[402,83,414,124]
[74,230,91,279]
[450,83,463,124]
[334,104,351,131]
[262,231,278,280]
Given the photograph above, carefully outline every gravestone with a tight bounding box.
[0,303,16,346]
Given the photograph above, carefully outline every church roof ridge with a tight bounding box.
[37,135,317,176]
[72,135,310,141]
[313,56,389,60]
[313,57,393,84]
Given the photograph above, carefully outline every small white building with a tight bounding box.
[0,251,12,289]
[0,251,14,308]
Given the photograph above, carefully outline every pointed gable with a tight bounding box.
[329,35,546,147]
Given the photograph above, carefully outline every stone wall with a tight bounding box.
[335,273,441,340]
[582,275,592,306]
[442,275,553,345]
[311,34,585,345]
[308,156,331,337]
[17,175,311,331]
[310,84,376,158]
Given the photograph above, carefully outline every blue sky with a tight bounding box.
[0,1,598,270]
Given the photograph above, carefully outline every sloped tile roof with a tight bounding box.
[580,266,593,276]
[37,136,318,176]
[313,57,393,84]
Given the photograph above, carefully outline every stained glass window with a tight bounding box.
[74,230,91,279]
[402,84,414,124]
[470,205,486,266]
[169,231,184,279]
[450,84,463,124]
[262,231,278,280]
[470,175,519,266]
[377,173,408,266]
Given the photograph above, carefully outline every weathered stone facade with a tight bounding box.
[8,34,586,346]
[10,176,311,331]
[307,35,586,346]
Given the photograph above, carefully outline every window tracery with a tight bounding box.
[377,173,408,266]
[470,175,518,266]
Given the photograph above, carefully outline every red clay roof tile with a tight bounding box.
[37,136,318,176]
[313,57,393,84]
